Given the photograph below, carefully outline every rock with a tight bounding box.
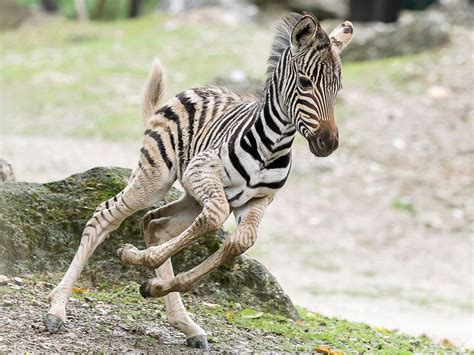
[0,0,31,30]
[0,167,298,319]
[0,159,15,182]
[0,275,10,286]
[437,0,473,27]
[13,277,23,286]
[324,9,450,61]
[2,299,14,307]
[427,85,452,100]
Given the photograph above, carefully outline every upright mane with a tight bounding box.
[265,12,306,89]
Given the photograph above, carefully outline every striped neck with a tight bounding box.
[239,85,296,166]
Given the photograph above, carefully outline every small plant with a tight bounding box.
[392,197,416,215]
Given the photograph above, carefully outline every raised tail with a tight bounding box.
[141,58,166,125]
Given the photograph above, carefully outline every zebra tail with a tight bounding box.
[141,58,166,125]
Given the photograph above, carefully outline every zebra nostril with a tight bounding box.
[316,137,326,150]
[309,130,338,157]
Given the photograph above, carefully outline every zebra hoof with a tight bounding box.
[186,335,209,350]
[139,280,152,298]
[43,313,65,333]
[116,243,136,263]
[140,279,173,298]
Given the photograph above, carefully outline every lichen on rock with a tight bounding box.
[0,167,298,319]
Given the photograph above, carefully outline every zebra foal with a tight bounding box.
[44,13,353,349]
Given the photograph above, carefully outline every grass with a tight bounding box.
[392,196,417,215]
[1,15,269,140]
[1,14,439,142]
[342,53,430,92]
[66,280,456,353]
[214,307,444,353]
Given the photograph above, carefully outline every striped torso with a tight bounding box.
[145,86,295,208]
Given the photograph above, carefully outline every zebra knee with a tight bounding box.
[202,198,230,231]
[224,230,257,257]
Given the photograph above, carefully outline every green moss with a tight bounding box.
[0,167,298,318]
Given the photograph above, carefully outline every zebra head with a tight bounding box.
[286,14,353,157]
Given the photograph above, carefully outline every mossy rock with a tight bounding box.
[0,167,298,319]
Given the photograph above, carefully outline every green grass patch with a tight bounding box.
[392,196,417,215]
[343,53,432,92]
[196,304,454,353]
[1,15,269,141]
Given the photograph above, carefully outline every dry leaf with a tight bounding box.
[225,311,235,320]
[375,326,392,334]
[202,301,220,308]
[314,345,342,355]
[441,338,455,347]
[315,345,331,353]
[72,287,88,294]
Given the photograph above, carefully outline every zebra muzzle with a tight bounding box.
[307,131,339,157]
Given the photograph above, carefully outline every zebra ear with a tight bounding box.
[290,15,318,55]
[329,21,354,54]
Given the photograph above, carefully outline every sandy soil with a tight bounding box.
[1,27,472,350]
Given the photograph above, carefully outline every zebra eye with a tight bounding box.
[298,76,312,90]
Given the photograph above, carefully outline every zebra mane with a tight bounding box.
[265,12,310,89]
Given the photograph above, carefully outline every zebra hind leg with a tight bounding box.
[142,194,209,349]
[93,167,139,214]
[43,166,173,333]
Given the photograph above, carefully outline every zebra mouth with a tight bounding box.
[307,134,337,157]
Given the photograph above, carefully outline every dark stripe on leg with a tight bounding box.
[141,147,156,167]
[145,130,173,169]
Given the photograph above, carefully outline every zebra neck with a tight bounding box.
[240,94,296,165]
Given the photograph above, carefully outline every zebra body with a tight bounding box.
[143,86,294,208]
[44,12,354,350]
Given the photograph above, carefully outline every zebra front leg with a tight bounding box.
[140,196,270,298]
[143,195,209,349]
[44,167,173,333]
[118,154,230,270]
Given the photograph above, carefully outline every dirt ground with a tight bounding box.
[0,278,285,353]
[1,26,472,351]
